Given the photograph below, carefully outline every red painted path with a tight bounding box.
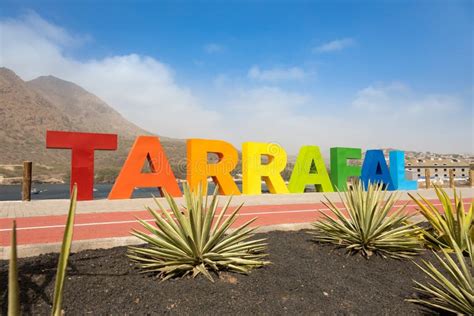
[2,198,469,247]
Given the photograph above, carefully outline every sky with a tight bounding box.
[0,0,473,154]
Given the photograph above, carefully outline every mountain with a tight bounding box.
[0,67,186,183]
[27,75,151,139]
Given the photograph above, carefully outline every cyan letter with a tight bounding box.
[389,151,417,190]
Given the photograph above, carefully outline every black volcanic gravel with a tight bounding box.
[1,230,442,315]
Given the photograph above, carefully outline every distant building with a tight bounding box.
[405,157,471,180]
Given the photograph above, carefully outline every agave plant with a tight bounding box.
[310,182,422,259]
[128,183,269,281]
[8,184,78,316]
[408,234,474,314]
[408,186,473,252]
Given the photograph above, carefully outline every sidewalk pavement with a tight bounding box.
[1,187,472,218]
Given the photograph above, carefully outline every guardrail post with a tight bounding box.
[449,169,454,188]
[22,161,32,201]
[424,168,430,189]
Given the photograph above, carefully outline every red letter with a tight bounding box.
[46,131,118,201]
[108,136,182,199]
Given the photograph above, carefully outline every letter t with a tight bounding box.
[46,131,118,200]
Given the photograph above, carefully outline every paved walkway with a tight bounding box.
[0,187,472,259]
[1,187,472,218]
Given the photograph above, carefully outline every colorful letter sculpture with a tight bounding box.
[242,142,289,195]
[288,146,333,193]
[360,150,394,190]
[187,139,240,195]
[330,147,362,191]
[46,131,117,201]
[45,130,420,200]
[389,150,417,190]
[108,136,181,199]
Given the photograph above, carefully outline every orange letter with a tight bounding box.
[187,139,240,195]
[108,136,181,199]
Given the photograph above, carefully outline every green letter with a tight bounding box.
[288,146,333,193]
[330,147,362,191]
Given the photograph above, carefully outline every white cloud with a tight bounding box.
[248,66,307,82]
[314,38,355,53]
[229,86,309,113]
[204,43,224,53]
[212,86,357,153]
[0,12,221,139]
[353,82,462,114]
[0,13,471,154]
[349,83,471,153]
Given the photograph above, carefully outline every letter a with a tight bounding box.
[360,149,394,190]
[288,146,333,193]
[108,136,181,199]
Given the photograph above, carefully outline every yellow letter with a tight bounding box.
[242,142,289,195]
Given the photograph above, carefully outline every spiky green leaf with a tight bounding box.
[310,181,422,258]
[128,182,269,281]
[51,184,78,316]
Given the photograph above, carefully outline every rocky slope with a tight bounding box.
[0,67,186,182]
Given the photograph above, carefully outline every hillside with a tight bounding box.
[27,75,151,139]
[0,67,186,183]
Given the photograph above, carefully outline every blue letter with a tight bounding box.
[360,150,394,190]
[389,151,417,190]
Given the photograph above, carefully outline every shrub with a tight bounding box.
[408,234,474,314]
[408,186,473,252]
[310,182,422,259]
[8,185,78,316]
[128,183,269,281]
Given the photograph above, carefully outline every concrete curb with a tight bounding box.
[2,187,473,218]
[1,235,143,260]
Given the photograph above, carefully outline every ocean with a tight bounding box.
[0,183,251,201]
